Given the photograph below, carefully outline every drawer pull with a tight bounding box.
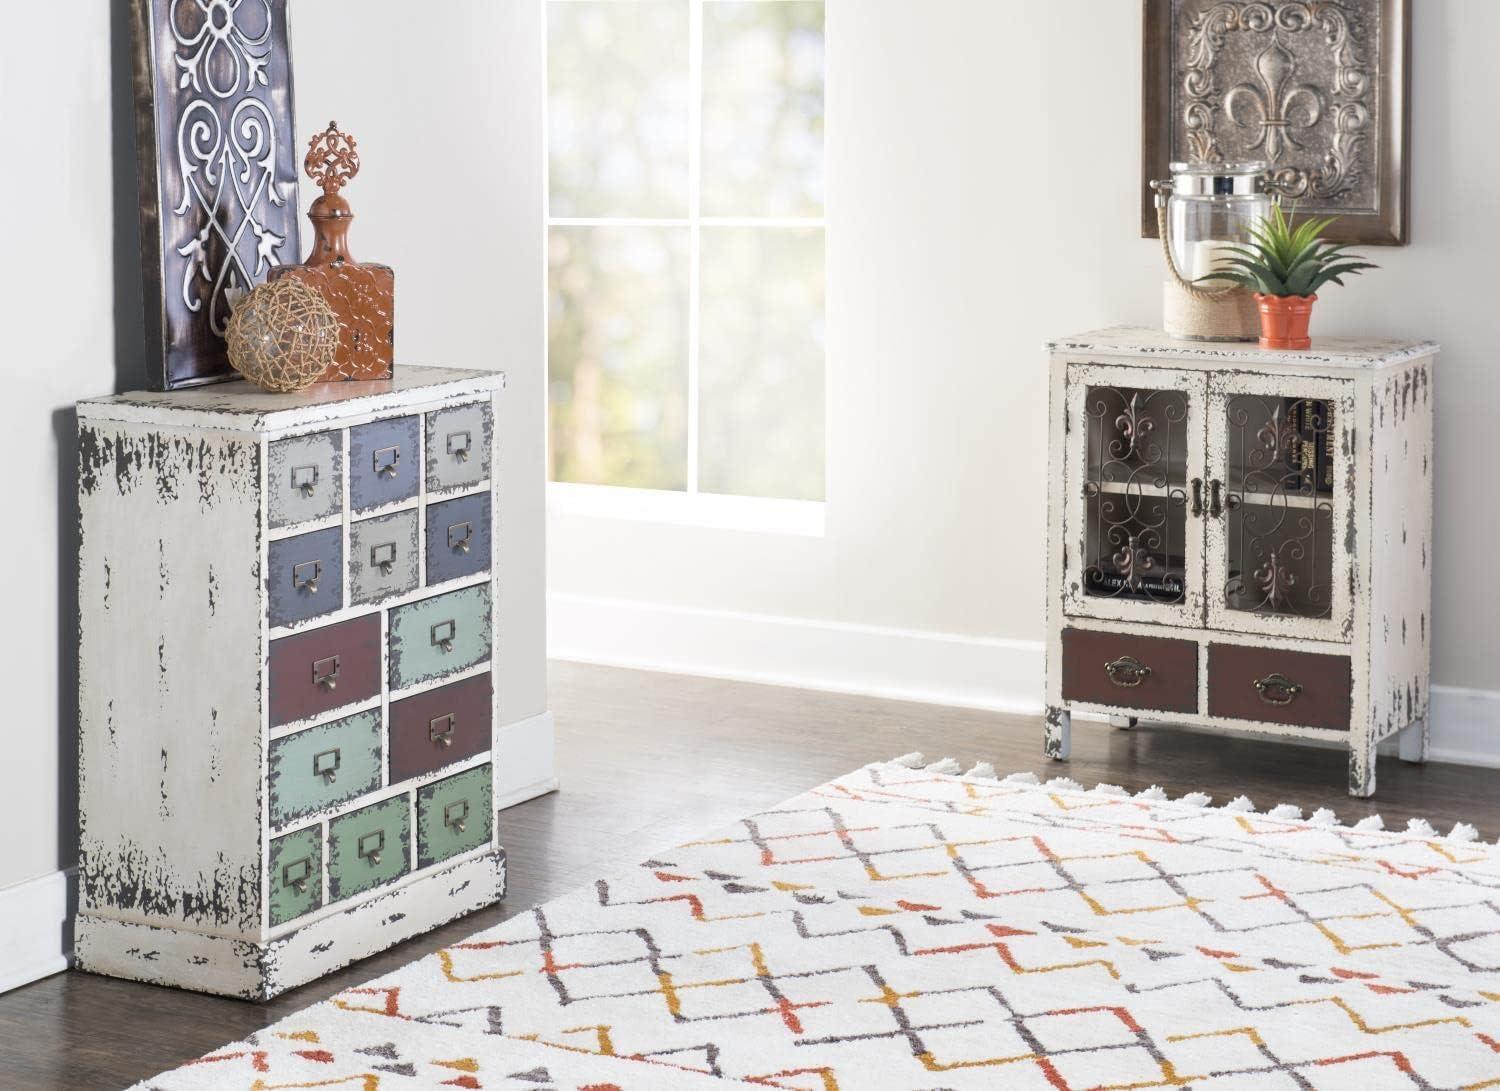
[447,430,472,463]
[444,798,470,834]
[281,855,314,895]
[313,747,341,784]
[1254,672,1303,706]
[357,829,385,866]
[429,713,456,748]
[312,655,341,691]
[1104,655,1153,688]
[292,559,322,595]
[1191,478,1204,518]
[291,464,319,498]
[371,541,398,576]
[448,521,474,555]
[431,619,457,653]
[373,445,401,479]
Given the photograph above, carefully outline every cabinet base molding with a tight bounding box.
[74,850,505,1001]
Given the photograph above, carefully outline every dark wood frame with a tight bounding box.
[1141,0,1411,246]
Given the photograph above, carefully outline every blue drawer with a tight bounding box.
[349,415,420,512]
[425,493,491,586]
[267,526,344,627]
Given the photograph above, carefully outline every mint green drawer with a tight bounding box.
[388,584,491,691]
[328,795,410,902]
[269,827,321,927]
[417,764,492,869]
[268,710,382,827]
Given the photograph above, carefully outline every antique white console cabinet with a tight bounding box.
[1045,328,1437,797]
[75,367,514,998]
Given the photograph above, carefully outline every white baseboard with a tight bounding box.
[548,592,1500,768]
[0,868,74,995]
[494,709,558,808]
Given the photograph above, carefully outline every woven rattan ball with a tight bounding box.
[226,279,340,393]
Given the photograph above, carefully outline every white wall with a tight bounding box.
[0,2,546,904]
[550,4,1500,731]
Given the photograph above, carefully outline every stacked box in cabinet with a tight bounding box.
[75,366,508,999]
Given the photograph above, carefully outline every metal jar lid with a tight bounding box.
[1166,160,1268,197]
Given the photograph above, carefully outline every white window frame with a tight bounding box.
[543,0,828,537]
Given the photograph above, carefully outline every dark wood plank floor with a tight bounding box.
[2,661,1496,1089]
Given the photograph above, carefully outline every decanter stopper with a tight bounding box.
[304,122,362,267]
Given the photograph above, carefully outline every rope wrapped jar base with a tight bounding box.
[1162,279,1259,342]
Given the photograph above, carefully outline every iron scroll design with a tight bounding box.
[1082,387,1190,606]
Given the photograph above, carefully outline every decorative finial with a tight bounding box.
[305,121,361,197]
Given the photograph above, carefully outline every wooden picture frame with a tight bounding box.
[1142,0,1411,246]
[131,0,302,390]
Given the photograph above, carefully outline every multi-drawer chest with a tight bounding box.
[75,367,507,998]
[1045,328,1437,797]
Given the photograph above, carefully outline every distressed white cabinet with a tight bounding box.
[75,367,512,998]
[1045,328,1437,797]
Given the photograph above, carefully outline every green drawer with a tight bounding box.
[388,584,491,691]
[328,795,410,903]
[268,710,382,827]
[269,826,322,927]
[417,764,493,869]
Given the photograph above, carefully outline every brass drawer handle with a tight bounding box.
[291,464,319,498]
[311,655,341,691]
[1254,673,1303,706]
[1104,655,1152,688]
[431,619,457,653]
[373,445,401,479]
[429,713,456,748]
[448,521,474,555]
[371,541,398,576]
[292,559,322,595]
[313,747,341,784]
[282,855,313,895]
[357,829,385,866]
[447,430,472,463]
[444,798,470,834]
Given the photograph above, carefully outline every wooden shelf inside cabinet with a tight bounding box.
[1045,327,1437,798]
[74,366,509,1000]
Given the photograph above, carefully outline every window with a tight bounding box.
[546,0,827,512]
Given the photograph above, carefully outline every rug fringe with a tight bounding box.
[883,753,1487,843]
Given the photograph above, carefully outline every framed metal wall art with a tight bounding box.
[1142,0,1411,246]
[131,0,302,390]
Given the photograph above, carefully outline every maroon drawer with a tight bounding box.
[1208,644,1352,731]
[268,614,382,728]
[389,673,492,783]
[1061,628,1198,713]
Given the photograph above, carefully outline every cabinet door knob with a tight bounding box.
[1209,479,1224,519]
[1191,478,1204,517]
[1104,655,1152,688]
[1254,673,1303,706]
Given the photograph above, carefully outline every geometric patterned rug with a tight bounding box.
[136,757,1500,1089]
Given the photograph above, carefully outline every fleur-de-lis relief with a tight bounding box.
[1115,393,1155,459]
[1225,33,1323,165]
[1113,536,1156,594]
[1255,403,1300,460]
[1253,549,1296,610]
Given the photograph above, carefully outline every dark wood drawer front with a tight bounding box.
[1061,628,1198,713]
[389,673,492,783]
[268,614,382,728]
[1208,644,1352,731]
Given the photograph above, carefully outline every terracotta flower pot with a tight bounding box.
[1254,293,1317,351]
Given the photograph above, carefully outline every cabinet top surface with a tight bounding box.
[78,365,506,431]
[1050,326,1438,370]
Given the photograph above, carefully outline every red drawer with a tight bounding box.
[389,673,492,783]
[1208,644,1352,731]
[268,615,381,728]
[1061,628,1198,713]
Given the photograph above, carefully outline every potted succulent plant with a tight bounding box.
[1200,203,1377,351]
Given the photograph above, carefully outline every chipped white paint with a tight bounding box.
[1044,331,1437,798]
[75,367,530,998]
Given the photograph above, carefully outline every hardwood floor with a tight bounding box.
[2,661,1496,1089]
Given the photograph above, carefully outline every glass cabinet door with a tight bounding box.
[1063,365,1207,626]
[1205,372,1356,640]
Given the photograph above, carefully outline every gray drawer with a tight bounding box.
[350,415,420,512]
[267,526,344,627]
[425,402,492,492]
[425,493,491,586]
[268,432,342,529]
[349,510,420,606]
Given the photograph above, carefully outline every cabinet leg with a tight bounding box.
[1348,738,1378,798]
[1110,715,1138,730]
[1398,718,1430,764]
[1045,705,1071,761]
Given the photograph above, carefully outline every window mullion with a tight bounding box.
[686,0,704,496]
